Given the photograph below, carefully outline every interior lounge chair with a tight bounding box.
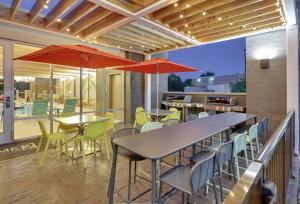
[32,99,48,116]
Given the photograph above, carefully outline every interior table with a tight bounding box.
[108,112,256,204]
[146,109,172,121]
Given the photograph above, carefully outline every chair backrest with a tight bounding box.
[166,111,181,121]
[105,112,115,130]
[169,107,178,112]
[32,99,48,116]
[84,121,106,140]
[63,98,77,113]
[38,120,48,138]
[136,107,145,112]
[215,140,234,168]
[234,132,247,154]
[135,111,149,126]
[198,112,209,119]
[186,114,198,121]
[262,117,269,134]
[141,122,162,133]
[190,152,216,195]
[111,128,139,150]
[249,123,259,141]
[163,119,180,127]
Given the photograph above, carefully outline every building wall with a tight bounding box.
[246,30,287,135]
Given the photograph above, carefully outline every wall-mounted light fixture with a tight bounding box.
[260,59,270,69]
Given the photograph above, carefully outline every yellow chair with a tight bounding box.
[74,121,108,168]
[104,112,115,132]
[161,110,181,124]
[169,107,178,112]
[134,107,150,127]
[57,112,79,134]
[35,120,69,167]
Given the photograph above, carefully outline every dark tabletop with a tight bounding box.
[114,112,256,160]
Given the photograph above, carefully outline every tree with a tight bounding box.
[200,71,215,77]
[184,78,193,87]
[168,74,184,91]
[230,77,246,93]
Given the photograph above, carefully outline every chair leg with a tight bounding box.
[81,141,87,168]
[158,181,163,204]
[134,161,137,184]
[212,178,219,204]
[65,139,69,160]
[34,136,43,160]
[182,192,185,204]
[217,162,224,202]
[104,134,110,160]
[39,138,51,167]
[231,159,237,183]
[256,139,260,152]
[244,149,249,167]
[93,140,96,155]
[128,160,132,204]
[250,142,254,160]
[234,154,240,180]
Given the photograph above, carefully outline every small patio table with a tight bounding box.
[146,109,172,121]
[108,112,256,204]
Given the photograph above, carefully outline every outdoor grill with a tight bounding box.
[204,96,245,112]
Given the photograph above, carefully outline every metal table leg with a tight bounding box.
[109,146,118,204]
[151,159,157,204]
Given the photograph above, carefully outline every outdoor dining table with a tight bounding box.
[146,109,172,121]
[108,112,256,204]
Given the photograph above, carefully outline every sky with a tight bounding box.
[168,37,246,80]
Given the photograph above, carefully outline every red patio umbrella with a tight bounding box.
[116,58,198,112]
[14,44,136,121]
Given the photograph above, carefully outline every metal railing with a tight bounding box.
[224,110,296,204]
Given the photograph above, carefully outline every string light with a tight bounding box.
[202,11,206,16]
[243,25,246,28]
[180,14,184,19]
[229,22,233,25]
[66,28,70,32]
[174,2,178,7]
[253,27,256,30]
[43,1,49,9]
[188,31,191,34]
[185,24,188,28]
[218,17,222,21]
[57,18,61,22]
[76,35,79,38]
[186,4,190,8]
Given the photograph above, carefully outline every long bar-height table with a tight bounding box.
[108,112,256,204]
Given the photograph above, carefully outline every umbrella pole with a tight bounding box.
[156,64,159,116]
[80,67,83,116]
[49,64,53,133]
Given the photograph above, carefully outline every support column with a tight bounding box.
[286,24,299,153]
[144,54,151,111]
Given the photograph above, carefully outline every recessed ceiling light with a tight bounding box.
[188,31,191,34]
[174,2,178,7]
[57,18,61,22]
[229,22,233,25]
[76,35,79,38]
[218,17,222,21]
[141,45,144,48]
[66,28,70,32]
[180,14,184,19]
[243,25,246,28]
[186,4,190,8]
[202,11,206,15]
[130,46,133,49]
[185,24,188,28]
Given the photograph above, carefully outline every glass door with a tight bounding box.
[0,39,13,144]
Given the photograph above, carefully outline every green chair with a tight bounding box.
[160,110,181,124]
[246,123,260,160]
[104,112,115,132]
[133,107,150,127]
[62,98,77,113]
[74,121,108,168]
[35,120,69,167]
[232,132,249,180]
[32,99,48,116]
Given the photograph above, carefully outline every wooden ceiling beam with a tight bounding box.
[199,18,283,41]
[162,0,234,25]
[184,5,279,33]
[171,0,271,29]
[97,37,149,52]
[179,0,278,32]
[81,13,129,37]
[59,0,96,31]
[10,0,22,19]
[124,25,180,46]
[28,0,46,24]
[202,22,283,43]
[194,10,281,37]
[152,0,206,20]
[71,7,113,35]
[44,0,77,28]
[105,31,161,49]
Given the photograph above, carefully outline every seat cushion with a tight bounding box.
[118,147,145,161]
[189,151,213,165]
[160,164,192,194]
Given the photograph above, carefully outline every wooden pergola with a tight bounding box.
[0,0,286,54]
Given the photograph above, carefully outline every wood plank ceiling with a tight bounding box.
[0,0,286,54]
